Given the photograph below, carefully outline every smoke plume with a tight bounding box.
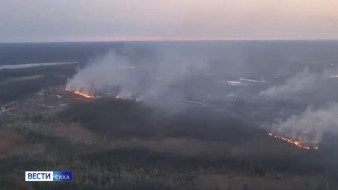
[66,46,213,106]
[259,68,338,103]
[271,103,338,145]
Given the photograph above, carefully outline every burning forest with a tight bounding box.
[65,80,322,152]
[62,50,338,152]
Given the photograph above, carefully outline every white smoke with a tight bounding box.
[66,47,211,105]
[260,68,320,99]
[260,67,338,144]
[271,103,338,145]
[66,53,133,93]
[259,68,338,102]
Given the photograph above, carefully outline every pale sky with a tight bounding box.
[0,0,338,42]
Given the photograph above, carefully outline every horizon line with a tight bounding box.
[1,38,338,44]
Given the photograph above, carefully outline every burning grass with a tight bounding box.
[65,88,95,99]
[268,132,319,150]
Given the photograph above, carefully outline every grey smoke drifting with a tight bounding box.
[260,69,320,98]
[66,46,212,106]
[271,103,338,145]
[259,68,338,103]
[66,44,338,144]
[260,68,338,144]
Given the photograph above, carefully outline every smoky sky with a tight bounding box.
[1,0,338,42]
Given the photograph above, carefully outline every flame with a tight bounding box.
[268,132,319,150]
[65,88,95,99]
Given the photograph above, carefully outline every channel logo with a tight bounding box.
[25,171,72,182]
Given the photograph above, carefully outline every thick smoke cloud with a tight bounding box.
[66,46,214,107]
[260,68,338,144]
[271,103,338,145]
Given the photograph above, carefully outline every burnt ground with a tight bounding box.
[0,85,338,190]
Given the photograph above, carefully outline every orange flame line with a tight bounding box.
[268,132,319,150]
[65,88,95,99]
